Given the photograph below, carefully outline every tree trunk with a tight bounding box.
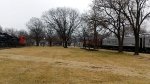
[118,39,123,53]
[62,41,64,47]
[94,20,97,50]
[83,37,86,48]
[118,9,123,53]
[64,41,68,48]
[134,34,139,55]
[49,40,52,46]
[36,40,40,46]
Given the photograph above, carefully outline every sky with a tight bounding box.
[0,0,92,30]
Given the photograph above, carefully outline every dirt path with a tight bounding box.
[0,53,149,79]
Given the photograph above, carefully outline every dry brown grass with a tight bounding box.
[0,46,149,84]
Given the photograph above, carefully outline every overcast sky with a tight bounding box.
[0,0,92,30]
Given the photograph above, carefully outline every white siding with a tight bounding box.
[145,36,150,48]
[123,37,135,46]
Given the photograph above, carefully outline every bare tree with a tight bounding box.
[77,21,91,48]
[26,17,45,46]
[81,6,112,49]
[45,27,55,46]
[88,8,99,49]
[94,0,129,52]
[0,25,3,33]
[93,0,150,55]
[17,29,28,36]
[42,7,80,48]
[4,28,18,36]
[81,9,103,49]
[118,0,150,55]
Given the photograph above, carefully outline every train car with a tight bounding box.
[0,33,26,47]
[102,33,150,52]
[0,33,19,47]
[0,33,7,47]
[19,36,26,46]
[102,37,118,49]
[140,33,150,52]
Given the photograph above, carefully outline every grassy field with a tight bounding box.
[0,46,149,84]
